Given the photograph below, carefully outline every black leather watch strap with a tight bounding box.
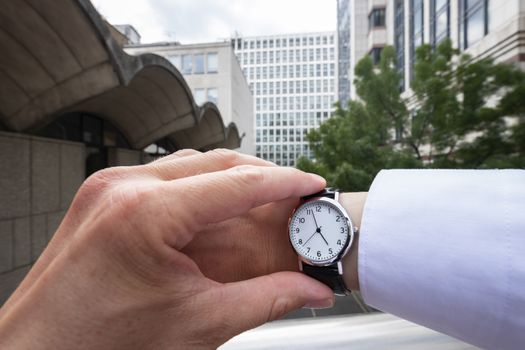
[302,187,337,201]
[302,264,351,296]
[300,187,352,296]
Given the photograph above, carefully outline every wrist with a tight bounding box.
[339,192,368,291]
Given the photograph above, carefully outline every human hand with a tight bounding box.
[0,149,333,349]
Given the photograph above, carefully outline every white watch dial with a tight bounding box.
[289,199,350,263]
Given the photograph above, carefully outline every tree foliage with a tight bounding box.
[298,40,525,191]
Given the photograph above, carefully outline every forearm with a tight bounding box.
[339,192,368,291]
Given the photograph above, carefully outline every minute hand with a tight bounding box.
[311,212,320,229]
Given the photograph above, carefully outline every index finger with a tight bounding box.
[162,165,326,249]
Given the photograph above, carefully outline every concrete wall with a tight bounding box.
[0,132,85,303]
[0,132,150,305]
[108,147,143,166]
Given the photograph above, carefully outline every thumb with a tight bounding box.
[211,271,334,340]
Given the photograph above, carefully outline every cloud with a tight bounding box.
[91,0,336,43]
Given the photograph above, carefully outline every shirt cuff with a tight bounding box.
[358,169,525,349]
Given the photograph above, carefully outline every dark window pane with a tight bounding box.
[369,8,386,30]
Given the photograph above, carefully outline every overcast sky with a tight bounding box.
[91,0,336,44]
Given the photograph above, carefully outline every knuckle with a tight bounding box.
[112,183,154,216]
[209,148,239,167]
[267,297,290,322]
[173,148,199,158]
[231,165,265,187]
[74,167,124,204]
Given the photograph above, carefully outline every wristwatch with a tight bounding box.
[288,188,356,296]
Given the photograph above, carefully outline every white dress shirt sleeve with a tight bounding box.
[359,170,525,350]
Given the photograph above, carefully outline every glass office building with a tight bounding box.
[232,32,338,166]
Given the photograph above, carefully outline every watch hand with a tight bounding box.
[302,226,323,246]
[318,231,329,246]
[302,230,318,246]
[311,212,320,229]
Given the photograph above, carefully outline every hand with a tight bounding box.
[0,149,333,349]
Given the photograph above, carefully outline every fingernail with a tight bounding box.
[303,298,334,309]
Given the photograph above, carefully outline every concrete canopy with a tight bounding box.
[0,0,240,151]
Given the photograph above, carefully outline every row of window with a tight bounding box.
[251,79,336,96]
[243,63,335,81]
[234,35,335,51]
[256,144,310,153]
[168,52,218,75]
[193,87,218,105]
[256,145,314,167]
[256,111,330,127]
[255,135,318,144]
[255,95,335,111]
[256,143,311,151]
[237,47,336,65]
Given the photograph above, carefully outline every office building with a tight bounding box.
[393,0,525,92]
[232,32,338,166]
[338,0,525,97]
[125,41,255,156]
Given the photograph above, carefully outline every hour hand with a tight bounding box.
[318,231,329,246]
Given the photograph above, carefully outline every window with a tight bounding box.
[395,0,405,91]
[370,47,383,65]
[181,54,192,74]
[207,53,218,73]
[207,88,218,105]
[194,88,206,105]
[431,0,449,47]
[369,8,386,30]
[410,0,424,81]
[460,0,488,49]
[167,55,180,69]
[194,54,205,74]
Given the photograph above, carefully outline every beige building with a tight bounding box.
[125,42,255,156]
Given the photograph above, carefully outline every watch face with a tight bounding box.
[289,199,351,264]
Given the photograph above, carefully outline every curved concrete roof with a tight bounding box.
[0,0,240,151]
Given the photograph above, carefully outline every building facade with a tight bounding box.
[339,0,525,98]
[232,32,338,166]
[125,42,255,156]
[392,0,525,93]
[337,0,351,105]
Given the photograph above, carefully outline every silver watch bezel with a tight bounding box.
[288,195,355,267]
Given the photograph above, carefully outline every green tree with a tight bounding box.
[410,40,525,168]
[298,40,525,191]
